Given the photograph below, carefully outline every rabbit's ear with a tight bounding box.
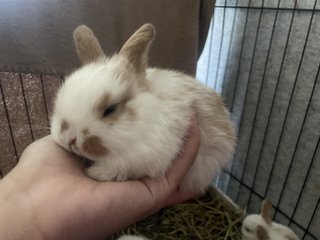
[261,199,273,225]
[119,24,155,74]
[73,25,105,65]
[257,225,269,240]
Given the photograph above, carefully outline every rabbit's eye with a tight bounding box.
[103,104,117,117]
[244,227,252,233]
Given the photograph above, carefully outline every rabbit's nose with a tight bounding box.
[68,137,76,149]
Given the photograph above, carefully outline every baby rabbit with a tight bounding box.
[51,23,236,192]
[241,200,299,240]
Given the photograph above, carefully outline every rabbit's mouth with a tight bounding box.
[82,157,94,168]
[67,145,95,168]
[75,154,94,168]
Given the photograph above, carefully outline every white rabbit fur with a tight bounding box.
[51,24,236,192]
[241,200,299,240]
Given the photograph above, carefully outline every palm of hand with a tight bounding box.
[3,121,200,240]
[8,137,156,239]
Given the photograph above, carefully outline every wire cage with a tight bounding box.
[0,0,319,239]
[197,0,320,239]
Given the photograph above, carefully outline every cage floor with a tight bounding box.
[108,188,243,240]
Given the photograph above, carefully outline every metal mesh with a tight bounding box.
[197,0,320,239]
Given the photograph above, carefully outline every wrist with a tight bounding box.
[0,175,45,240]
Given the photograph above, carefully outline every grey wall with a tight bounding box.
[197,0,320,239]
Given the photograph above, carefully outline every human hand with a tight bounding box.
[0,118,200,240]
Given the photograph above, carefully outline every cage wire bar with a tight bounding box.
[197,0,320,239]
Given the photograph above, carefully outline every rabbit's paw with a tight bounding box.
[85,163,117,181]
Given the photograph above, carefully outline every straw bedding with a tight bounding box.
[108,188,243,240]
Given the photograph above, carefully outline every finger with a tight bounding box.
[20,135,56,161]
[165,116,201,190]
[21,135,60,155]
[19,135,83,170]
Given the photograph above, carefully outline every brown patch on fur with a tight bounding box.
[119,24,155,74]
[257,225,269,240]
[82,129,89,135]
[73,25,105,65]
[261,200,273,225]
[95,88,134,123]
[193,83,236,145]
[96,93,111,113]
[104,96,132,124]
[60,120,69,132]
[82,135,108,156]
[127,107,136,121]
[137,75,150,91]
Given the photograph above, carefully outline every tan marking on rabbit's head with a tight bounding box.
[73,25,105,65]
[261,200,273,225]
[127,107,136,121]
[95,88,135,124]
[109,61,150,91]
[257,225,269,240]
[116,24,154,90]
[82,129,89,135]
[119,24,155,75]
[73,24,153,90]
[82,135,108,156]
[60,120,69,132]
[96,93,111,114]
